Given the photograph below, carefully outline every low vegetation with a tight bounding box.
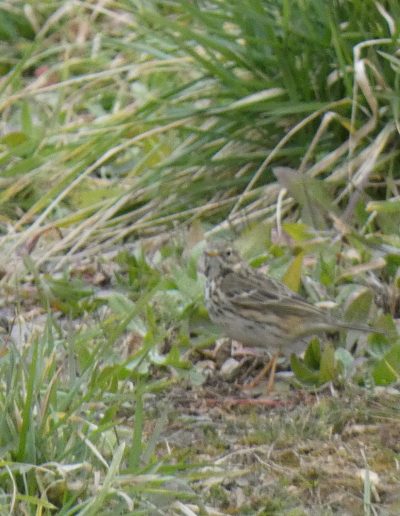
[0,1,399,513]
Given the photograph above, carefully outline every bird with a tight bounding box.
[203,241,381,390]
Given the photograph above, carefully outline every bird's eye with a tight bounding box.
[226,249,232,257]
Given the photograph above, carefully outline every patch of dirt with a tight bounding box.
[151,379,400,514]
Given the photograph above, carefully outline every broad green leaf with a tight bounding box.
[385,254,400,278]
[372,345,400,386]
[68,184,125,208]
[236,223,271,257]
[373,313,398,341]
[273,167,337,230]
[282,252,304,292]
[375,212,400,235]
[335,348,354,377]
[367,199,400,213]
[1,131,28,147]
[303,337,321,370]
[283,222,313,242]
[319,344,337,383]
[173,268,203,300]
[343,289,373,323]
[290,353,320,384]
[106,292,135,314]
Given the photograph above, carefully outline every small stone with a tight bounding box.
[220,358,241,380]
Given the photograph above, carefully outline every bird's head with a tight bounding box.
[204,242,242,279]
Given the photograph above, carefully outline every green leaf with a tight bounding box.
[367,199,400,213]
[372,344,400,386]
[283,222,313,242]
[292,342,337,386]
[282,252,304,292]
[290,353,321,384]
[21,100,33,135]
[236,222,271,257]
[303,337,321,370]
[68,184,125,208]
[343,289,373,324]
[14,495,56,511]
[373,313,398,342]
[273,167,337,230]
[129,380,144,472]
[1,131,28,147]
[47,277,93,302]
[17,336,39,462]
[107,292,135,314]
[173,268,203,300]
[319,344,337,383]
[163,345,191,369]
[335,347,354,377]
[318,253,336,287]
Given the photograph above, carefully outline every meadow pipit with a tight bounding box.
[204,242,380,389]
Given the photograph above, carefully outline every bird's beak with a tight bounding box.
[205,249,219,257]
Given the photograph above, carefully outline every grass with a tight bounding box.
[0,0,400,513]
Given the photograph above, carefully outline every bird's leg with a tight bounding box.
[266,353,278,393]
[244,353,278,391]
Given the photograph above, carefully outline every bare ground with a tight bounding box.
[149,376,400,515]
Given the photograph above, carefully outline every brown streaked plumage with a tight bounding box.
[204,242,380,358]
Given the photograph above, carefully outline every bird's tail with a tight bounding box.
[335,320,385,335]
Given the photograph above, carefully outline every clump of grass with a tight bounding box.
[1,1,400,275]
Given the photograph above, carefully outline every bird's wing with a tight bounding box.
[220,268,380,335]
[221,270,328,320]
